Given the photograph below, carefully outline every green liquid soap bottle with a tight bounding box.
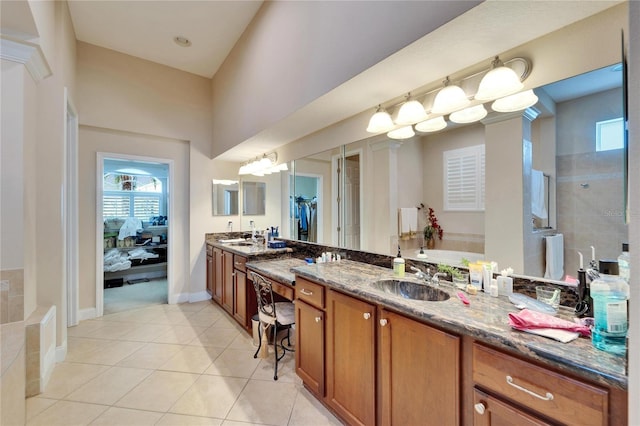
[591,274,629,355]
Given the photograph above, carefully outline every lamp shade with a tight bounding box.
[366,107,394,133]
[415,116,447,133]
[475,57,523,101]
[449,104,488,124]
[395,96,427,125]
[432,83,469,114]
[387,125,415,140]
[491,90,539,112]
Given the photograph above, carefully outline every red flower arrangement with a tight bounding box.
[424,207,443,241]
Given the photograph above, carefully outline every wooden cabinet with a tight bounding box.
[221,250,234,314]
[473,388,552,426]
[472,343,609,426]
[212,247,223,304]
[233,255,248,326]
[295,299,325,396]
[326,289,376,426]
[379,308,460,426]
[206,245,214,296]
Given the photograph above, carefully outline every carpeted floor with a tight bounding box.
[103,278,168,315]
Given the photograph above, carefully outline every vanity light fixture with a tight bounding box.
[238,152,279,175]
[395,93,427,125]
[387,125,415,140]
[366,105,395,133]
[475,56,524,101]
[491,89,539,112]
[449,104,488,124]
[431,77,470,115]
[415,116,447,133]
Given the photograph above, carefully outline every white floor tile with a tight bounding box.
[169,375,248,419]
[90,406,164,425]
[226,380,298,426]
[65,366,152,405]
[114,370,199,412]
[27,400,108,426]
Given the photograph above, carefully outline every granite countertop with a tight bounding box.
[291,259,628,391]
[246,258,308,286]
[206,238,293,258]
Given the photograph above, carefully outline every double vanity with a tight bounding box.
[205,234,628,425]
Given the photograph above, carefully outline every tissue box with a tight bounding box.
[268,241,286,249]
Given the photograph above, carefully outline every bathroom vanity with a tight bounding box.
[291,260,627,426]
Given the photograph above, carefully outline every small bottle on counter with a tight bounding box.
[393,246,405,278]
[489,279,499,297]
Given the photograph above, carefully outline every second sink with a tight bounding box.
[370,279,450,302]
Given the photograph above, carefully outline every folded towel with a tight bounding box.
[398,208,418,240]
[508,309,590,338]
[544,234,564,280]
[531,169,548,219]
[118,217,142,240]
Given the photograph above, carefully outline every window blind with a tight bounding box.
[443,145,485,211]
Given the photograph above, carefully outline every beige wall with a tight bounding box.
[210,1,478,157]
[76,42,225,306]
[78,127,189,308]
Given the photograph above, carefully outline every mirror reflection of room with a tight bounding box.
[212,179,239,216]
[292,175,319,242]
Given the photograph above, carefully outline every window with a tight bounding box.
[596,117,624,152]
[103,173,163,221]
[443,145,485,211]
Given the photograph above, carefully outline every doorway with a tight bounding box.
[333,150,362,249]
[98,155,171,315]
[292,174,322,242]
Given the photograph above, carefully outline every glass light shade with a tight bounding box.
[449,104,488,124]
[366,108,394,133]
[432,84,470,114]
[238,164,249,175]
[259,156,273,168]
[395,99,427,125]
[276,163,288,171]
[415,116,447,133]
[491,90,539,112]
[387,125,415,140]
[475,66,524,101]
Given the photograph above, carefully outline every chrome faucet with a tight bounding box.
[227,221,233,232]
[250,220,257,244]
[410,266,431,282]
[430,272,449,286]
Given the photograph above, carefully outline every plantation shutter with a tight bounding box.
[103,195,130,218]
[133,196,161,220]
[443,145,485,211]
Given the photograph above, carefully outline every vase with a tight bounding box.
[426,237,435,249]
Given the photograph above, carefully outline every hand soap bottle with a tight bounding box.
[393,246,405,278]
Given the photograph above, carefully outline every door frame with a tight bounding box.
[332,148,363,248]
[63,87,79,326]
[95,152,174,317]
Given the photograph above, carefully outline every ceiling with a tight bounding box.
[540,63,623,103]
[67,0,263,78]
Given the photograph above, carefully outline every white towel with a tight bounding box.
[398,208,418,240]
[531,169,548,219]
[118,217,142,240]
[544,234,564,280]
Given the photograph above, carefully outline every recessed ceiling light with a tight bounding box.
[173,36,192,47]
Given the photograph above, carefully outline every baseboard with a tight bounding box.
[79,308,96,321]
[189,291,211,303]
[170,292,189,304]
[55,340,67,363]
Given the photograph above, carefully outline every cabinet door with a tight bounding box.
[379,309,460,426]
[295,299,325,396]
[233,269,247,326]
[222,251,234,314]
[206,250,214,296]
[326,289,376,426]
[213,248,223,304]
[473,388,552,426]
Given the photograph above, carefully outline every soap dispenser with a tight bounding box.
[393,246,405,278]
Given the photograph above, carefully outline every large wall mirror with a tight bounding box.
[288,62,627,283]
[243,181,266,215]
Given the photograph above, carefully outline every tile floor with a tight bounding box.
[26,300,342,425]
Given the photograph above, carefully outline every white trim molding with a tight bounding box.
[78,308,97,322]
[189,291,211,303]
[0,35,51,82]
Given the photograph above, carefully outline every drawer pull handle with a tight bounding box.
[363,312,371,320]
[315,317,321,323]
[506,376,554,401]
[300,289,313,296]
[379,319,388,326]
[474,402,486,415]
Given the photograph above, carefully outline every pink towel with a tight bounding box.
[508,309,591,337]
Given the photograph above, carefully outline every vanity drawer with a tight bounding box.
[233,255,247,272]
[472,343,608,426]
[296,277,325,309]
